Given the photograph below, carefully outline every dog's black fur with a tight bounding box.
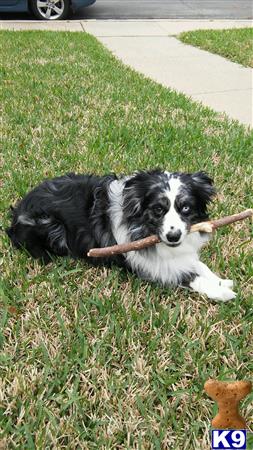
[6,173,124,265]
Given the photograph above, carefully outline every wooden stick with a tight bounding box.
[190,208,253,233]
[88,235,160,257]
[87,209,253,258]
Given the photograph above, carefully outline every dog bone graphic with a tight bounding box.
[204,379,252,429]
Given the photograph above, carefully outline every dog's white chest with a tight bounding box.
[125,239,200,285]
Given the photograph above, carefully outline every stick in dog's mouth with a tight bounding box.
[87,209,253,258]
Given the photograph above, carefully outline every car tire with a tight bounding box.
[29,0,70,20]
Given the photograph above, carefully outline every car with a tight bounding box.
[0,0,96,20]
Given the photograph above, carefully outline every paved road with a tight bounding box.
[0,0,252,20]
[80,0,253,19]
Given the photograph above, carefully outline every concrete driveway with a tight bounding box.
[0,0,252,20]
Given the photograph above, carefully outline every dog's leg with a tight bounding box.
[188,261,236,301]
[189,275,236,302]
[196,261,234,288]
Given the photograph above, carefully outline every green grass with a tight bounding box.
[0,30,253,449]
[179,27,253,68]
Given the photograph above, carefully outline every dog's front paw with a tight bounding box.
[203,284,236,302]
[214,286,236,302]
[218,279,234,289]
[190,276,236,302]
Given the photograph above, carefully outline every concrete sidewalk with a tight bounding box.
[1,19,252,126]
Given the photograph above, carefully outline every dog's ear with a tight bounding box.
[122,176,143,218]
[191,171,216,206]
[123,170,158,219]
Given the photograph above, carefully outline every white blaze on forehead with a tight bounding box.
[166,176,182,203]
[162,176,186,236]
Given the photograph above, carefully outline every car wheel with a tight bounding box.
[29,0,70,20]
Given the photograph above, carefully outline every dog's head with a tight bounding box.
[122,170,216,247]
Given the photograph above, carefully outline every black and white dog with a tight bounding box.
[7,170,235,301]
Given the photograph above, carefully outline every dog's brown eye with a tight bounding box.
[153,206,164,216]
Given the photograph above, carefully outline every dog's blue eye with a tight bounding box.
[182,205,190,213]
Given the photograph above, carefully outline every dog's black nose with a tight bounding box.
[166,230,182,243]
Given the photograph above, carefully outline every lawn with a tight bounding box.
[0,30,253,449]
[179,27,253,68]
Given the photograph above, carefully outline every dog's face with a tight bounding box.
[122,170,216,247]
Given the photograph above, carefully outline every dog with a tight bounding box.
[6,169,235,301]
